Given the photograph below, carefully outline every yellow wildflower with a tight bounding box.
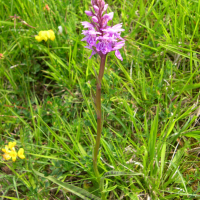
[35,35,42,42]
[3,153,11,161]
[2,145,11,161]
[47,30,55,41]
[18,148,25,159]
[2,145,10,153]
[8,141,16,151]
[2,141,26,162]
[35,31,48,42]
[35,30,55,42]
[9,151,17,162]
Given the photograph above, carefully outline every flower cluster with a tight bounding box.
[81,0,125,60]
[35,30,55,42]
[2,141,25,162]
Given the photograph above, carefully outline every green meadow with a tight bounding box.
[0,0,200,199]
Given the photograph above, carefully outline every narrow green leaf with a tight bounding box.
[160,142,166,177]
[0,21,14,25]
[104,185,117,192]
[0,197,24,200]
[183,131,200,138]
[181,83,200,91]
[33,169,101,200]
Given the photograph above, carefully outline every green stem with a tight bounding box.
[93,54,106,184]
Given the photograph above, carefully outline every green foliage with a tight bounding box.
[0,0,200,199]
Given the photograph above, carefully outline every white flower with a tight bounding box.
[58,26,63,34]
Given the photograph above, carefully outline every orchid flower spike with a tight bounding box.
[81,0,125,60]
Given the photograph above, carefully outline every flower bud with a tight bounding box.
[103,4,108,12]
[101,0,105,7]
[92,16,98,23]
[91,0,96,6]
[93,5,99,13]
[103,12,114,21]
[85,10,93,16]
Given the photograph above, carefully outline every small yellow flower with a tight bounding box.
[46,31,50,39]
[35,31,47,42]
[2,142,26,162]
[18,148,25,159]
[35,30,55,42]
[8,141,16,151]
[39,31,48,42]
[47,30,55,41]
[3,153,11,161]
[9,151,17,162]
[2,145,10,153]
[35,35,43,42]
[2,145,11,161]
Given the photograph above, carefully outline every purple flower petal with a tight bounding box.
[84,45,97,58]
[84,45,94,50]
[91,0,96,6]
[101,0,105,7]
[81,21,94,29]
[103,12,114,21]
[115,50,123,61]
[102,24,125,34]
[93,5,99,13]
[92,16,98,23]
[97,35,117,42]
[81,35,89,41]
[112,23,123,29]
[113,41,125,50]
[89,50,96,59]
[103,4,108,13]
[87,35,97,46]
[82,29,101,35]
[85,11,93,16]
